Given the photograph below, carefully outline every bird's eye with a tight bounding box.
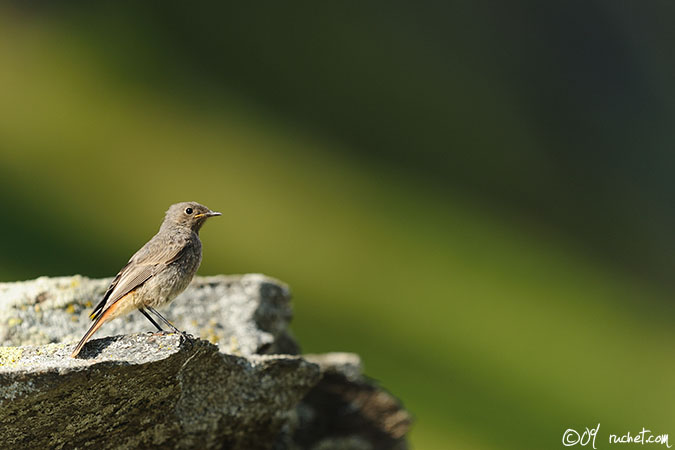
[185,207,193,215]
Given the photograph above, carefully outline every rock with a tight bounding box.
[0,334,320,449]
[0,275,412,449]
[297,353,412,450]
[0,274,298,355]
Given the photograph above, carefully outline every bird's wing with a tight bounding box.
[90,238,186,321]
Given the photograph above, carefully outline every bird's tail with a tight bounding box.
[70,301,125,358]
[70,316,107,358]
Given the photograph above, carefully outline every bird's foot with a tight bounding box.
[149,330,172,336]
[179,330,195,348]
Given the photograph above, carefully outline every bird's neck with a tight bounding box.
[159,223,200,237]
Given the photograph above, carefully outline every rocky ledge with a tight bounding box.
[0,275,411,449]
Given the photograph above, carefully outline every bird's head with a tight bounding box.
[162,202,221,233]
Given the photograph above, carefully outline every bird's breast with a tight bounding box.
[143,240,202,308]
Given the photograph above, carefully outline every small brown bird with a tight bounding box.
[71,201,221,358]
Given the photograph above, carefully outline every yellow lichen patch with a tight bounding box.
[85,300,93,308]
[65,304,76,314]
[7,317,22,327]
[0,347,23,367]
[200,327,219,344]
[228,336,242,355]
[34,304,41,313]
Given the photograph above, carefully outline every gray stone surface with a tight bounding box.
[0,274,298,355]
[0,275,411,449]
[0,334,320,449]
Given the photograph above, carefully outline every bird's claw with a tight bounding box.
[150,330,172,336]
[179,331,195,348]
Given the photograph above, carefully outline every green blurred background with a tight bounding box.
[2,2,675,448]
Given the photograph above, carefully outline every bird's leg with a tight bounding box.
[146,306,181,333]
[146,306,193,344]
[138,307,164,332]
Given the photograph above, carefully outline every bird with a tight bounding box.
[70,201,221,358]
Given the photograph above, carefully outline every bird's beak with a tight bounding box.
[195,211,222,219]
